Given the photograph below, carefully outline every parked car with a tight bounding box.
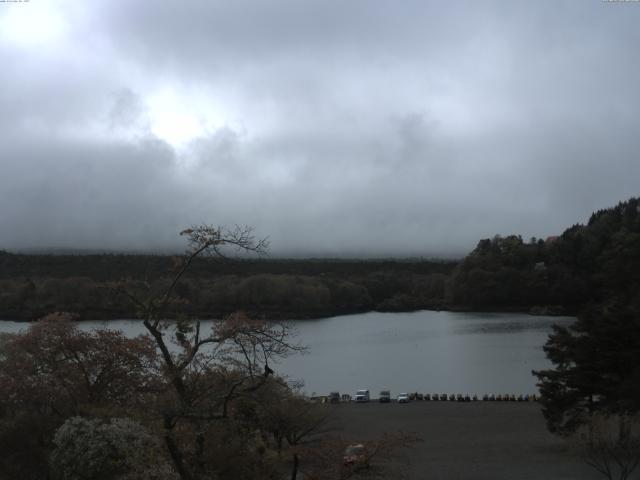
[379,390,391,403]
[329,392,340,403]
[343,443,369,469]
[355,389,370,402]
[397,393,410,403]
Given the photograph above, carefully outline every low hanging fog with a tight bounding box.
[1,1,639,257]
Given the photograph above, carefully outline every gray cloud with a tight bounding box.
[0,1,639,256]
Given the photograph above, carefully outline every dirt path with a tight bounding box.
[328,401,601,480]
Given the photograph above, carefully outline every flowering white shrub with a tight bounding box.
[51,416,178,480]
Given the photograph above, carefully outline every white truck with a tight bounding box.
[355,389,370,402]
[379,390,391,403]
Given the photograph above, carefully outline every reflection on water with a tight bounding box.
[451,314,564,335]
[0,310,574,397]
[275,311,574,395]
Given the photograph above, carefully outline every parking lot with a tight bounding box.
[329,401,601,480]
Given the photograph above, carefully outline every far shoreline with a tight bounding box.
[0,305,576,323]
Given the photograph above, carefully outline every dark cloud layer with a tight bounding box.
[0,1,639,256]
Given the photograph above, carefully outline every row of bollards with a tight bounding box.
[409,393,539,402]
[314,393,540,403]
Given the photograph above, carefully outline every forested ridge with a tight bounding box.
[1,196,638,321]
[0,255,456,320]
[449,196,640,314]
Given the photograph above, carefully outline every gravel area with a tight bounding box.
[328,401,602,480]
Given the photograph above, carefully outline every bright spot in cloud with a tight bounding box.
[0,3,66,48]
[146,88,220,148]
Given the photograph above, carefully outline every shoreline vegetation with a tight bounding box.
[0,303,574,324]
[0,254,575,322]
[1,197,638,322]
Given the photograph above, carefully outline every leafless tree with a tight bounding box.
[114,225,303,480]
[576,414,640,480]
[298,431,422,480]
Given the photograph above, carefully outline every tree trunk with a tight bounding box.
[164,414,193,480]
[290,453,299,480]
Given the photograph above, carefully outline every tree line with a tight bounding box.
[2,198,640,321]
[0,255,455,320]
[449,197,640,314]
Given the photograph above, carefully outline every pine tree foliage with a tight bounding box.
[534,301,640,435]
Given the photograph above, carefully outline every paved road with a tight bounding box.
[328,401,602,480]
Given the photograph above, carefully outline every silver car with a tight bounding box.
[397,393,410,403]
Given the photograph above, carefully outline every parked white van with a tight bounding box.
[355,389,370,402]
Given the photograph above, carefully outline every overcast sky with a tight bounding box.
[1,0,639,257]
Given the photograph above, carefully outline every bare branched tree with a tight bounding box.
[113,225,305,480]
[298,431,422,480]
[576,414,640,480]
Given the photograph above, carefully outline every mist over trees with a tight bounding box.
[1,197,639,321]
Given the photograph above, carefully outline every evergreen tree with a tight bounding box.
[534,301,640,435]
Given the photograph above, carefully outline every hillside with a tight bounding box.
[1,197,638,321]
[448,197,640,313]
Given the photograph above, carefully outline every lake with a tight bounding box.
[0,310,573,397]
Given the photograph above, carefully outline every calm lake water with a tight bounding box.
[0,311,573,397]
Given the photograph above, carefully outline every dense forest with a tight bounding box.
[1,197,638,321]
[449,196,640,314]
[0,255,456,320]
